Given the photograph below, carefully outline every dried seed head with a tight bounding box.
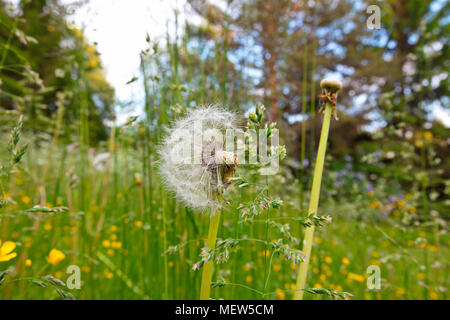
[159,105,239,212]
[319,78,343,120]
[320,78,342,93]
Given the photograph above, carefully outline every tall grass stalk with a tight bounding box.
[294,78,341,300]
[309,8,318,159]
[299,30,308,212]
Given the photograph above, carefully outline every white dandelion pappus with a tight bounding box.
[159,105,239,212]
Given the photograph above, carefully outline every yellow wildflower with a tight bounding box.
[369,201,381,209]
[21,196,31,204]
[25,259,32,267]
[0,241,17,262]
[395,288,405,297]
[424,131,433,141]
[369,260,380,266]
[429,291,438,300]
[81,266,91,273]
[111,241,122,249]
[275,289,285,300]
[415,139,423,148]
[272,264,281,271]
[347,272,365,283]
[416,273,425,281]
[47,249,65,265]
[342,257,350,265]
[104,270,114,279]
[109,225,118,233]
[314,283,322,289]
[325,256,333,264]
[245,275,253,283]
[102,240,111,248]
[134,221,143,228]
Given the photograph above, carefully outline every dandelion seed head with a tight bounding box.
[159,105,239,212]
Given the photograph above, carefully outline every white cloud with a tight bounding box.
[65,0,189,104]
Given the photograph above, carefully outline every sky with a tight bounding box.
[65,0,192,120]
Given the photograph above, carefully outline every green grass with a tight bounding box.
[0,136,447,300]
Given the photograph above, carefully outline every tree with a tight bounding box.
[0,0,114,143]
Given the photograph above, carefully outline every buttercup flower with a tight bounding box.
[159,105,239,211]
[47,248,66,265]
[0,240,17,262]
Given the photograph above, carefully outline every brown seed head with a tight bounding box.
[320,78,342,93]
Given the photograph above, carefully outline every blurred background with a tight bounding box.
[0,0,448,300]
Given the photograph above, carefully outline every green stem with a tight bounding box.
[294,101,332,300]
[162,194,169,299]
[199,211,221,300]
[0,18,17,70]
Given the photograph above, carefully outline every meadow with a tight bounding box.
[0,104,447,300]
[0,0,448,300]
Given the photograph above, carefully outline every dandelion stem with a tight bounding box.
[294,100,332,300]
[199,211,221,300]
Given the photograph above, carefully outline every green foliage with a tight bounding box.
[0,0,114,144]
